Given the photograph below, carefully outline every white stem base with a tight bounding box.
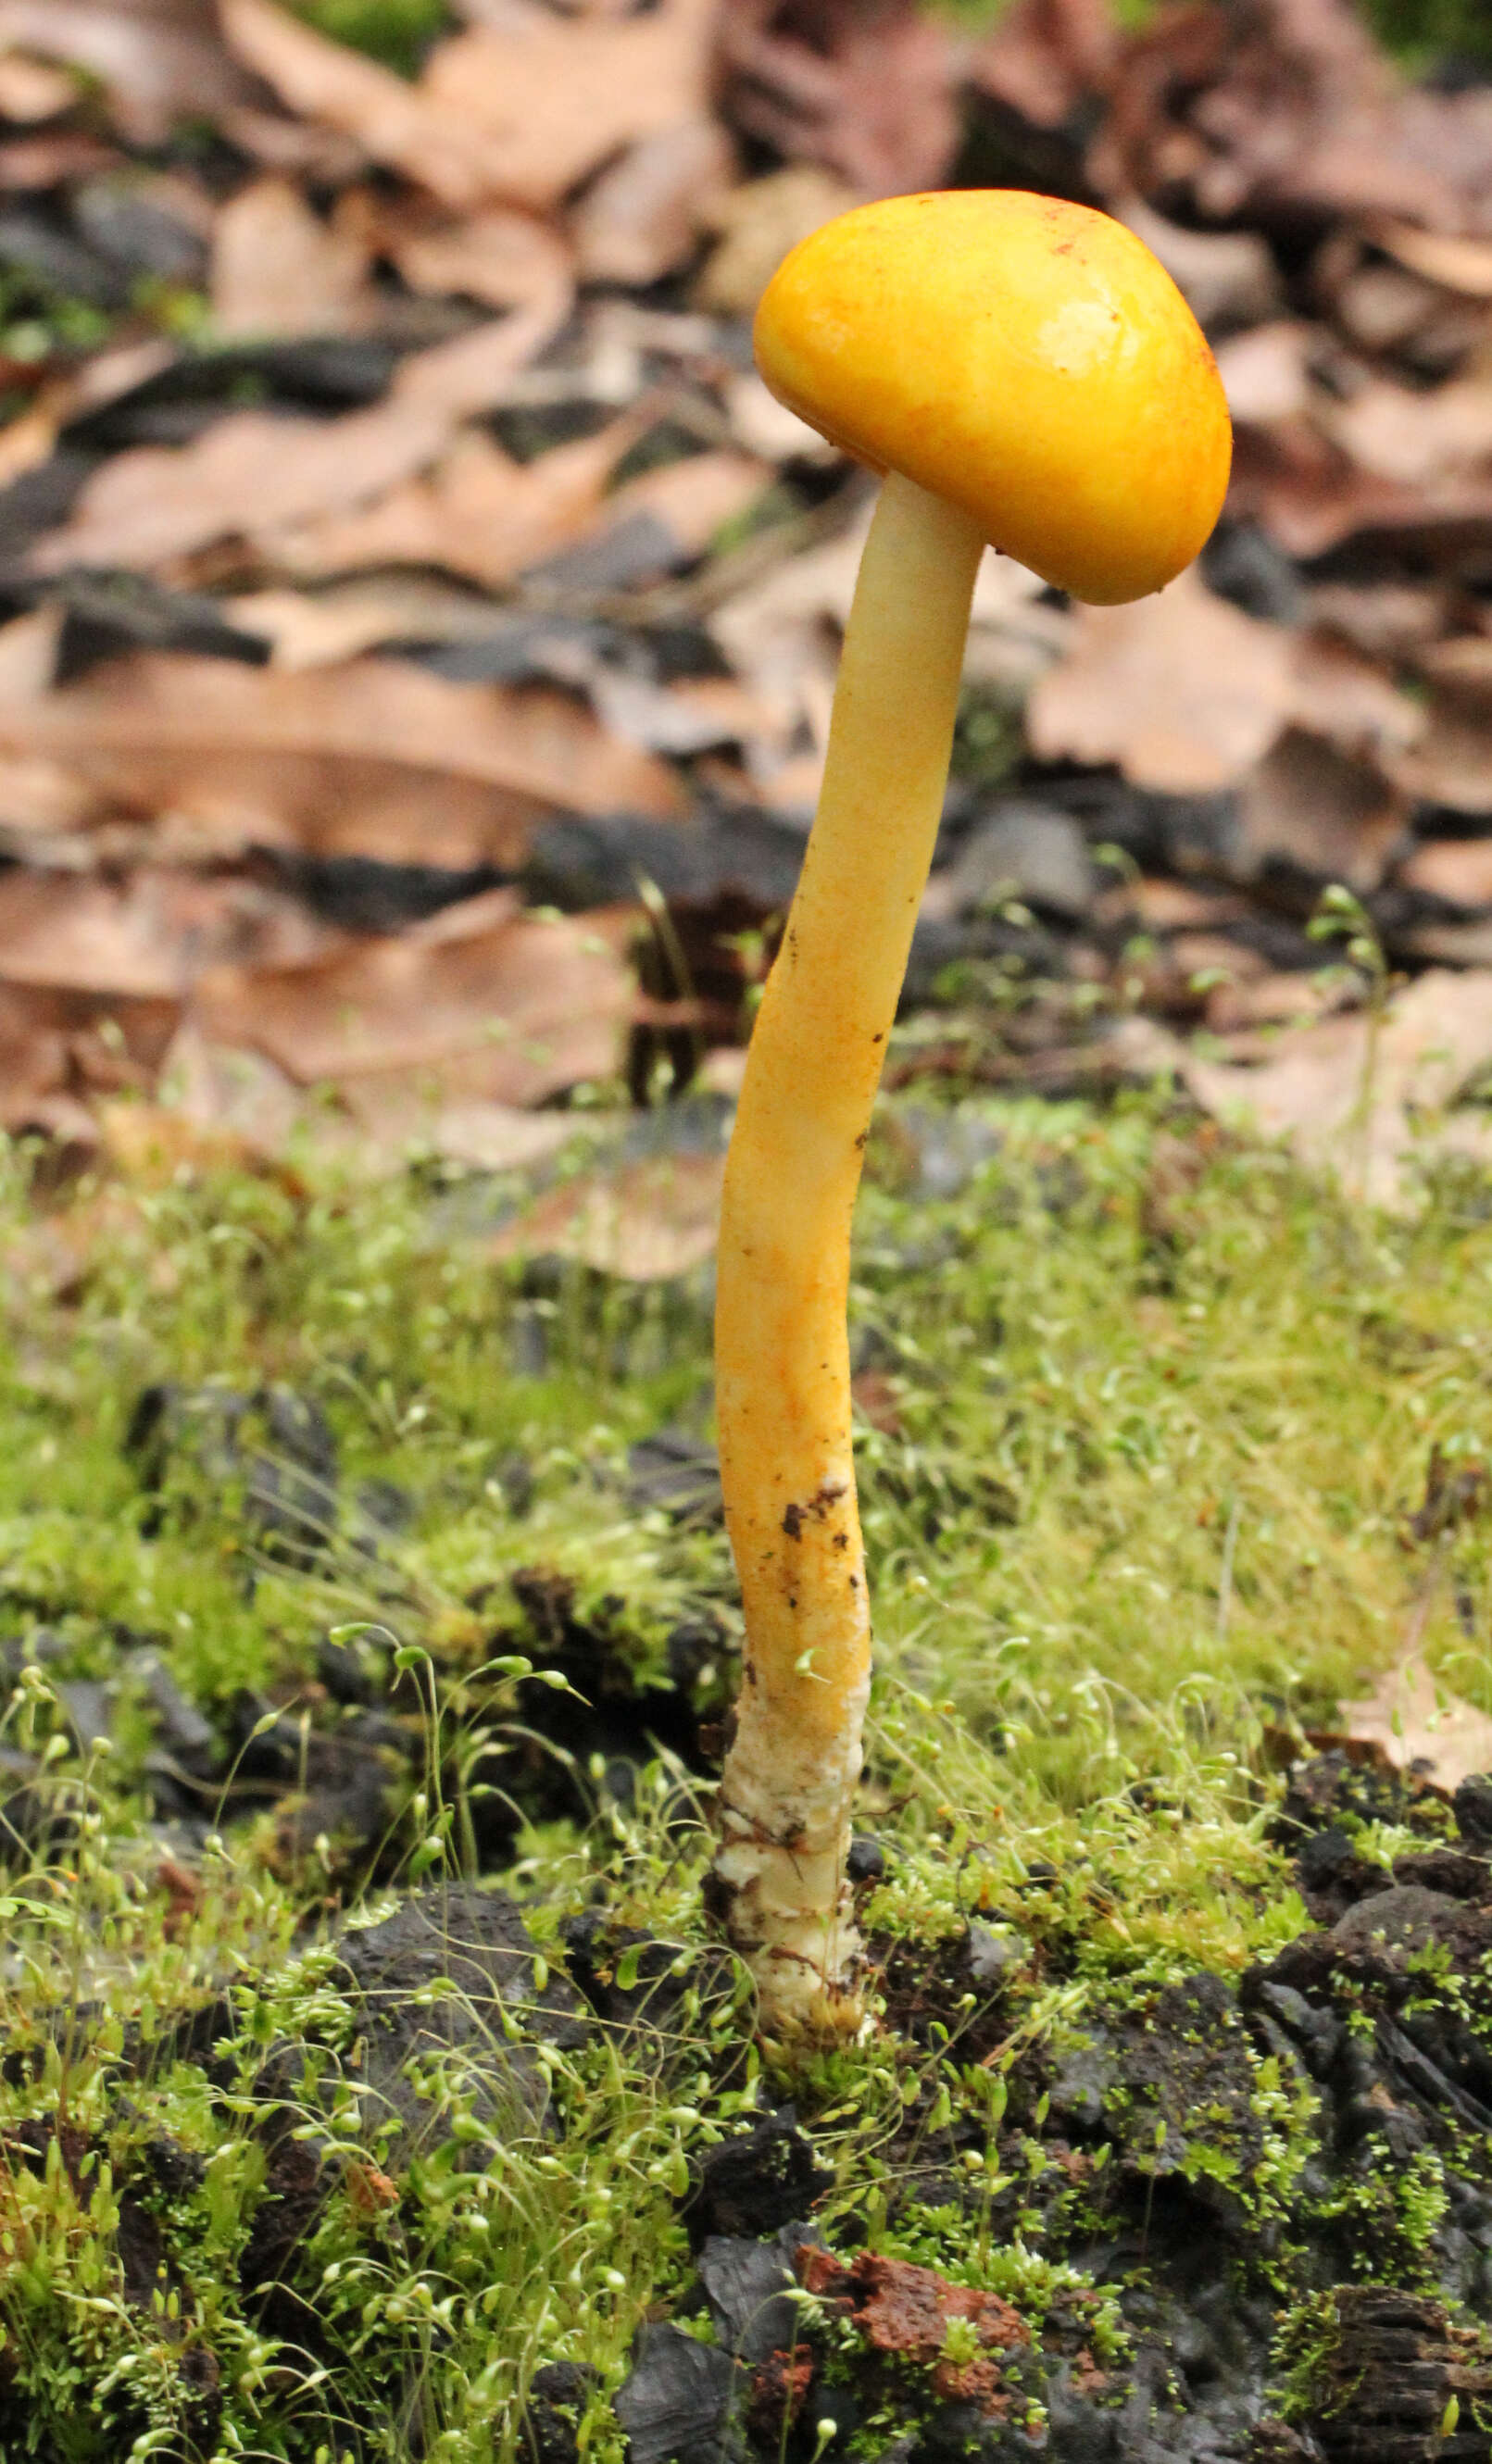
[712,1657,871,2038]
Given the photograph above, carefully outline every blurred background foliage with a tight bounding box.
[287,0,451,76]
[289,0,1492,80]
[1356,0,1492,69]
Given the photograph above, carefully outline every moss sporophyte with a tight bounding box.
[709,190,1232,2042]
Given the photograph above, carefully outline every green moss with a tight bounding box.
[3,1073,1492,2450]
[1270,2291,1344,2426]
[1355,0,1492,66]
[950,683,1023,791]
[283,0,451,75]
[933,0,1492,60]
[12,1074,1492,1790]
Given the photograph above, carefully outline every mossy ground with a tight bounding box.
[1,1078,1491,2458]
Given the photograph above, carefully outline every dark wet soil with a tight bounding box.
[14,1382,735,1888]
[606,1749,1492,2464]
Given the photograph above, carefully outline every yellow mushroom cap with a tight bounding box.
[754,190,1233,607]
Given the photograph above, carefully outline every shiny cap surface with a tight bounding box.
[754,190,1233,605]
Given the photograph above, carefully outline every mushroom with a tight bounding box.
[708,191,1232,2045]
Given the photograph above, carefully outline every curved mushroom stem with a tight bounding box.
[712,469,985,2040]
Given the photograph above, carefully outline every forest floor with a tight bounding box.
[6,0,1492,2458]
[6,1086,1492,2460]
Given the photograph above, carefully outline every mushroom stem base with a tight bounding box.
[712,1657,871,2040]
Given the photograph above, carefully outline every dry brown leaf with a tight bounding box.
[1030,578,1420,798]
[236,584,764,756]
[421,0,718,214]
[0,52,78,120]
[1307,582,1453,661]
[1202,969,1351,1035]
[1374,219,1492,301]
[696,164,859,318]
[1399,841,1492,907]
[3,754,542,870]
[696,1045,747,1097]
[1123,879,1250,932]
[0,131,119,187]
[125,1033,524,1183]
[194,892,630,1105]
[0,607,59,697]
[1339,1651,1492,1793]
[570,119,735,288]
[1329,375,1492,490]
[404,300,584,431]
[1175,968,1492,1210]
[210,175,377,338]
[1288,631,1423,762]
[29,295,570,577]
[1418,637,1492,700]
[1392,717,1492,818]
[73,334,183,412]
[0,757,97,850]
[1398,920,1492,969]
[94,1097,306,1191]
[161,1030,582,1182]
[219,0,496,207]
[723,371,837,465]
[225,577,506,670]
[1114,196,1280,332]
[153,1028,530,1182]
[1212,321,1314,428]
[603,449,771,562]
[1027,568,1293,793]
[215,102,363,184]
[972,0,1114,133]
[489,1148,723,1279]
[1236,729,1407,890]
[708,511,869,776]
[0,867,339,997]
[1094,0,1492,238]
[355,195,571,312]
[0,396,66,495]
[1332,258,1445,356]
[0,981,181,1131]
[157,1021,309,1152]
[1166,929,1268,987]
[0,334,175,498]
[335,1082,577,1173]
[0,650,686,865]
[721,0,959,198]
[262,416,646,592]
[145,1034,588,1181]
[589,670,771,757]
[0,0,255,144]
[0,642,671,799]
[1390,645,1492,817]
[1230,412,1492,561]
[223,0,716,214]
